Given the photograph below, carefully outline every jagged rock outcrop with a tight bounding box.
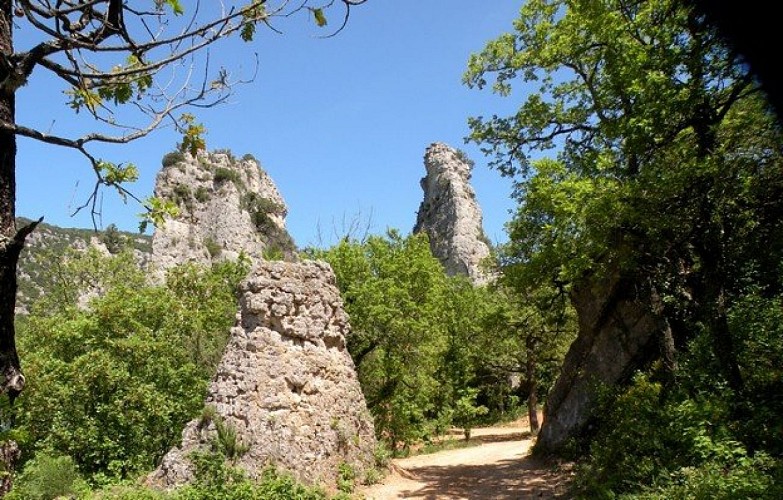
[149,260,376,490]
[150,151,295,275]
[535,269,663,453]
[414,143,492,284]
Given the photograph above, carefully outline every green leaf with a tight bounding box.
[311,7,327,27]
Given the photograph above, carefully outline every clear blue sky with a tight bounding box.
[15,1,524,248]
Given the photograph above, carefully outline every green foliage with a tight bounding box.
[241,153,259,164]
[211,416,249,461]
[96,55,153,106]
[178,114,206,157]
[6,454,89,500]
[310,7,327,27]
[162,152,186,168]
[139,197,180,233]
[194,186,210,203]
[101,224,126,255]
[174,454,326,500]
[315,231,521,450]
[241,193,296,259]
[453,148,475,169]
[336,462,355,494]
[450,388,488,440]
[14,252,247,483]
[574,371,783,498]
[213,167,242,186]
[466,0,783,497]
[15,218,151,310]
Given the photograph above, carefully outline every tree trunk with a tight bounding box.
[0,1,32,400]
[525,336,540,434]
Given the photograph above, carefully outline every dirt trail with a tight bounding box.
[360,422,573,499]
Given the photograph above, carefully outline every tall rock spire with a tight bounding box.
[414,143,492,284]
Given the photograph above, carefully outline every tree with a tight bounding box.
[313,232,451,449]
[465,0,783,451]
[0,0,367,402]
[15,249,248,481]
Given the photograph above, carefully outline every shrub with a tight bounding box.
[336,462,356,493]
[7,454,89,500]
[213,167,242,187]
[212,417,249,461]
[172,185,193,212]
[175,454,326,500]
[194,186,210,203]
[15,256,247,483]
[241,153,259,164]
[453,148,475,169]
[100,224,126,254]
[162,151,186,167]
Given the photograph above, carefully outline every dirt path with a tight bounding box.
[360,422,573,499]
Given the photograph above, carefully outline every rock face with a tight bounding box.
[535,269,663,453]
[150,260,376,489]
[414,143,492,284]
[150,151,295,275]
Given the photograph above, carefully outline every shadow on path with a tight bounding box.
[395,455,572,499]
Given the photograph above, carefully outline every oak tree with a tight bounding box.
[465,0,783,451]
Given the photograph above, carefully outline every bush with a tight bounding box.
[7,454,89,500]
[633,454,783,500]
[336,462,356,493]
[162,151,186,167]
[213,167,243,187]
[174,453,326,500]
[241,153,259,164]
[194,186,210,203]
[172,185,193,212]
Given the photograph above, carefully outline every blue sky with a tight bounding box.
[15,1,524,248]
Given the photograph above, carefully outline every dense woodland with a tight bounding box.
[2,0,783,498]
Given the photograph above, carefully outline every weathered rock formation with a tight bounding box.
[149,260,376,489]
[150,151,295,275]
[414,143,492,284]
[535,269,663,453]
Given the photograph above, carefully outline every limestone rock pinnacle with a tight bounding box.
[149,260,376,490]
[150,150,295,275]
[414,142,492,284]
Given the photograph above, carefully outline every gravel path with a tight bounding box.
[359,423,573,499]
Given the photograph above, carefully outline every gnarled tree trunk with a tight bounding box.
[1,0,36,400]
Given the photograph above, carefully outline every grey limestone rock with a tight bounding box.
[414,143,492,285]
[149,260,376,490]
[150,151,294,276]
[535,268,663,453]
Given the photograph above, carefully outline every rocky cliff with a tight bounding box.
[413,143,492,284]
[535,268,664,453]
[150,150,295,274]
[150,260,376,490]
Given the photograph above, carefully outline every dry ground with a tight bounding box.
[359,419,574,499]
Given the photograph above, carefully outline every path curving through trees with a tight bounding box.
[360,421,573,499]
